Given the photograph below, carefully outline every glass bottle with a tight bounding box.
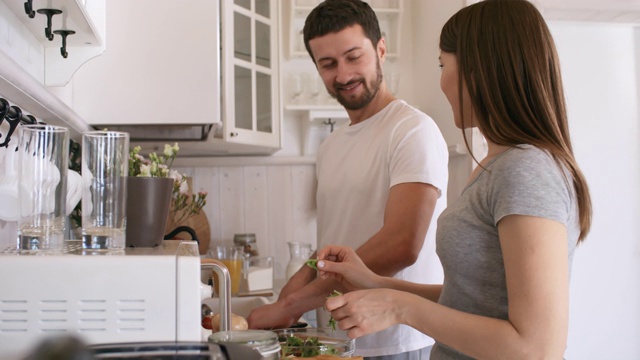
[285,242,313,280]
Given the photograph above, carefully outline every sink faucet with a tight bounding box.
[201,259,231,332]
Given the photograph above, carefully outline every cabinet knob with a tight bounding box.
[230,132,238,137]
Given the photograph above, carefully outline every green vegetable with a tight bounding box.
[279,335,337,357]
[306,258,319,270]
[326,290,343,331]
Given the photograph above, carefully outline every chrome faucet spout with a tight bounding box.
[201,259,231,332]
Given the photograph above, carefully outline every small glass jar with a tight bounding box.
[233,233,259,257]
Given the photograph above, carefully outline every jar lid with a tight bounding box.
[233,233,256,245]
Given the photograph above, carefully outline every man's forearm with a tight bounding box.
[280,275,347,318]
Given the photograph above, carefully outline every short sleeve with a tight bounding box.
[388,113,449,198]
[488,147,573,226]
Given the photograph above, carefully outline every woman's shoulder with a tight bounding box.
[496,145,556,169]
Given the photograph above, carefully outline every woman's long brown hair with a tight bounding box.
[440,0,592,242]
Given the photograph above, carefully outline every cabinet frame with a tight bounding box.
[287,0,403,59]
[220,0,282,149]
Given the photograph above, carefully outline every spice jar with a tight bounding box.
[233,233,259,257]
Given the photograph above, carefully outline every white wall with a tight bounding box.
[550,22,640,359]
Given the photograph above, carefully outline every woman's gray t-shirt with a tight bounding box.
[431,145,580,360]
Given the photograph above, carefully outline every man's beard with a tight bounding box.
[330,59,383,111]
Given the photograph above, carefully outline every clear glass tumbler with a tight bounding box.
[17,125,69,252]
[81,131,129,250]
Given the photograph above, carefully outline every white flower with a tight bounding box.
[172,142,180,153]
[168,170,182,182]
[163,144,174,157]
[150,162,158,174]
[179,178,189,194]
[139,164,151,177]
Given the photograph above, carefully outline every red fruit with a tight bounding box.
[202,315,213,330]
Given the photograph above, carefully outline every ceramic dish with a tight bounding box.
[275,327,355,358]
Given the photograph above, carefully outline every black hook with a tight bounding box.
[24,0,35,18]
[0,98,9,129]
[0,106,22,148]
[36,9,62,41]
[23,114,38,125]
[323,118,337,132]
[53,29,75,58]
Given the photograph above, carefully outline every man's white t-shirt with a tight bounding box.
[315,100,449,357]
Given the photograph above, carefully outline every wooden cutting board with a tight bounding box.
[164,209,211,255]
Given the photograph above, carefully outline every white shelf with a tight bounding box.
[0,0,106,86]
[287,0,403,59]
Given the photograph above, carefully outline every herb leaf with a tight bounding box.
[326,290,343,331]
[306,258,319,270]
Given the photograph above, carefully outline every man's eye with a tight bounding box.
[438,64,444,70]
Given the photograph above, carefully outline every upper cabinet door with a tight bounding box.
[221,0,281,149]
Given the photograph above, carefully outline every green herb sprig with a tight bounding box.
[327,290,343,331]
[279,335,337,358]
[306,258,319,270]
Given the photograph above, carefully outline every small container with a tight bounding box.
[234,233,259,257]
[275,327,355,358]
[209,330,281,360]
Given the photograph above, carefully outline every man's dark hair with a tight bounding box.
[303,0,382,62]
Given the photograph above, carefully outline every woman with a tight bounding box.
[315,0,592,359]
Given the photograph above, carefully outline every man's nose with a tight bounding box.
[334,63,355,85]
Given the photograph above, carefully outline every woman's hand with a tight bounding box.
[325,288,410,339]
[316,245,383,291]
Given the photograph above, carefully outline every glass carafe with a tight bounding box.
[285,242,313,280]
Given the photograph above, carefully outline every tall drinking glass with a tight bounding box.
[81,131,129,250]
[17,125,69,252]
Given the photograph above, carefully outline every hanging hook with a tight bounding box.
[24,0,35,18]
[0,106,22,148]
[23,114,38,125]
[0,98,9,129]
[53,29,75,58]
[323,118,337,133]
[36,9,62,41]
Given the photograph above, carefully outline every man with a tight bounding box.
[247,1,449,358]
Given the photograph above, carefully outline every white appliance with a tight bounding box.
[0,240,212,359]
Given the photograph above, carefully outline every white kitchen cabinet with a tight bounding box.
[0,0,105,86]
[287,0,403,59]
[219,0,282,150]
[69,0,282,155]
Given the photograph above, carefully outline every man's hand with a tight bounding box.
[246,301,299,330]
